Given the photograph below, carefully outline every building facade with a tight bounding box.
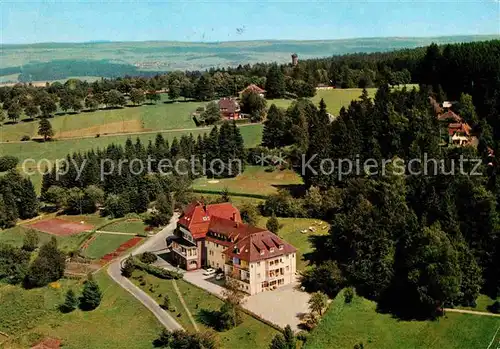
[169,201,297,294]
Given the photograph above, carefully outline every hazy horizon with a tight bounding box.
[2,33,500,47]
[1,1,499,45]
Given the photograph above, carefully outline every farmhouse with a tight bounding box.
[169,201,297,295]
[218,98,241,119]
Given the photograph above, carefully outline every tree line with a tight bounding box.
[41,121,245,221]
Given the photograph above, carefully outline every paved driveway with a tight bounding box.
[243,278,310,331]
[183,269,226,298]
[183,271,310,331]
[107,214,183,331]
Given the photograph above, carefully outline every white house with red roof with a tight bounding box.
[169,201,297,294]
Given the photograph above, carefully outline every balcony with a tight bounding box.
[171,247,197,260]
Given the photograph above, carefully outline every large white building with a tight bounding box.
[169,201,297,295]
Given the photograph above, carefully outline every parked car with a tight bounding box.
[203,268,216,276]
[216,273,224,280]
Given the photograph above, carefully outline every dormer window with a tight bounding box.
[279,245,283,250]
[260,250,264,256]
[270,247,275,253]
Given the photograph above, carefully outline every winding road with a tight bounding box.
[107,213,183,331]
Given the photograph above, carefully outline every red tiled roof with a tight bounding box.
[239,84,266,94]
[448,122,471,136]
[178,202,241,240]
[224,230,296,263]
[218,98,240,113]
[438,110,463,123]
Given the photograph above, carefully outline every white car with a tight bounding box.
[203,268,216,276]
[215,273,224,281]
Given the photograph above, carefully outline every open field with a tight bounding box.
[102,219,152,235]
[131,270,279,349]
[0,95,201,142]
[82,233,134,259]
[305,289,500,349]
[0,225,91,252]
[268,88,377,114]
[193,166,303,197]
[257,217,329,271]
[0,271,162,349]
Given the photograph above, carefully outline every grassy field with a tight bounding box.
[305,289,500,349]
[257,217,329,271]
[130,271,279,349]
[82,233,134,259]
[101,219,152,235]
[267,88,377,115]
[193,166,303,197]
[0,95,202,142]
[0,271,162,349]
[0,225,91,252]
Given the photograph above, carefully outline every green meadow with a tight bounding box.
[305,289,500,349]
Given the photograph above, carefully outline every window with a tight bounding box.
[270,261,274,266]
[286,266,289,271]
[257,262,260,267]
[257,273,261,279]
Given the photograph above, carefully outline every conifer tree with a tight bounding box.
[80,278,102,311]
[60,289,79,313]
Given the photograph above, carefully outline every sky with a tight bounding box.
[1,0,499,44]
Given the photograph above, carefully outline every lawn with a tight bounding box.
[101,219,152,235]
[193,166,303,197]
[305,289,500,349]
[257,217,329,271]
[131,271,279,349]
[0,271,162,349]
[82,233,135,259]
[267,88,377,115]
[0,225,91,252]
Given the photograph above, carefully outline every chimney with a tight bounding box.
[232,212,236,221]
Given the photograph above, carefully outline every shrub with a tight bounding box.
[160,295,170,310]
[22,230,40,252]
[344,287,354,303]
[139,251,158,264]
[20,135,30,141]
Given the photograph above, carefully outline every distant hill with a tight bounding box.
[1,35,498,83]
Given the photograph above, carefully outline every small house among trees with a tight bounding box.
[218,98,241,120]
